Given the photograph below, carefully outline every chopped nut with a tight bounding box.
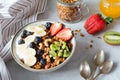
[97,36,102,39]
[90,40,93,43]
[90,44,93,48]
[74,33,77,35]
[80,33,85,37]
[75,29,81,32]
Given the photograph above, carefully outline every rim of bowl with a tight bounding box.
[11,20,76,72]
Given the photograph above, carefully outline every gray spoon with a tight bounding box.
[90,50,105,79]
[80,61,91,80]
[93,60,113,80]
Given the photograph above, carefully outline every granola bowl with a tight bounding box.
[11,20,76,72]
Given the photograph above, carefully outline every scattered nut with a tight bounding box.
[90,40,94,43]
[75,29,81,32]
[80,33,85,37]
[97,36,102,39]
[90,44,93,48]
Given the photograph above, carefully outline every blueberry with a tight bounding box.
[21,30,28,38]
[18,39,25,44]
[45,22,52,29]
[37,49,44,55]
[34,36,43,44]
[29,42,36,49]
[40,59,46,66]
[23,30,27,34]
[27,31,34,36]
[35,55,42,61]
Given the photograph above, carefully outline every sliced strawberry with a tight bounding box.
[56,28,73,41]
[50,23,63,36]
[84,14,101,29]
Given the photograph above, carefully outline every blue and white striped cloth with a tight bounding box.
[0,0,47,80]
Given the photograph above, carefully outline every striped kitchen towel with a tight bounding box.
[0,0,47,62]
[0,0,47,80]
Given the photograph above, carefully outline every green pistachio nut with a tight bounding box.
[58,50,63,57]
[49,50,57,57]
[50,44,60,51]
[63,50,70,58]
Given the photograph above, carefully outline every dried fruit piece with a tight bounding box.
[103,31,120,45]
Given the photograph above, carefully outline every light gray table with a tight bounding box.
[6,0,120,80]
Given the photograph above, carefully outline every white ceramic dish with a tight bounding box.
[11,20,76,72]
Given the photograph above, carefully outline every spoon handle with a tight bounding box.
[93,72,101,80]
[90,66,97,80]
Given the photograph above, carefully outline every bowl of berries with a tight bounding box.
[11,20,76,72]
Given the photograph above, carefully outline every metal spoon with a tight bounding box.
[93,60,113,80]
[80,61,91,80]
[90,50,105,79]
[94,50,105,66]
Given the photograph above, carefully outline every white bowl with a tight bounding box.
[11,20,76,72]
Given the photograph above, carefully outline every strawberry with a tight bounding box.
[50,23,63,36]
[56,28,73,41]
[84,14,113,35]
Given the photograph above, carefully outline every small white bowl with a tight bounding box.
[11,20,76,72]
